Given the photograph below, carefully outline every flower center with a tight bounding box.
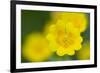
[56,30,74,48]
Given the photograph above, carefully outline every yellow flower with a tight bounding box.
[46,23,83,56]
[76,41,90,60]
[51,12,87,32]
[22,33,52,62]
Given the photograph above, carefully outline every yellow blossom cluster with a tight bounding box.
[45,12,87,56]
[22,33,52,62]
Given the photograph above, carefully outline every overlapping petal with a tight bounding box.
[51,12,87,32]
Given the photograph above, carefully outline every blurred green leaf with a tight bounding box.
[21,10,51,44]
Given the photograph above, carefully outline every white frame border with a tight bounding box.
[16,4,95,69]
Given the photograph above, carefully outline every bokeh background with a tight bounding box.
[21,10,90,63]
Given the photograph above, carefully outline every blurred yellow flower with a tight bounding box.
[22,33,52,62]
[76,41,90,60]
[46,23,83,56]
[51,12,87,32]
